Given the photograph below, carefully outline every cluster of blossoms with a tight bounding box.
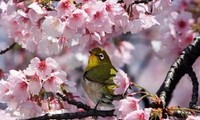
[141,0,200,61]
[113,69,152,119]
[0,0,160,55]
[112,70,200,120]
[0,57,77,118]
[1,53,200,119]
[0,56,153,119]
[113,97,151,120]
[1,0,200,119]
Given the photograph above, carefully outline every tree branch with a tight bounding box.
[133,0,153,4]
[56,92,91,110]
[156,37,200,108]
[116,0,152,4]
[0,42,16,54]
[27,109,115,120]
[26,93,115,120]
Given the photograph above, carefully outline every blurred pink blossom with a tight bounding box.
[18,100,43,118]
[186,115,200,120]
[173,11,193,34]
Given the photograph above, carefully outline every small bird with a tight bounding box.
[82,47,121,110]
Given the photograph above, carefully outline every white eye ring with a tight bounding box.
[99,53,104,60]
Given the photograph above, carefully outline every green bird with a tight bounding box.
[82,47,121,109]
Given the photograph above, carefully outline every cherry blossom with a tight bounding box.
[18,100,43,118]
[0,57,77,118]
[113,96,140,119]
[27,73,42,95]
[41,16,65,38]
[38,36,63,55]
[104,41,134,67]
[0,110,18,120]
[172,0,191,12]
[56,0,76,16]
[124,108,152,120]
[7,70,29,102]
[186,115,200,120]
[26,57,59,79]
[0,0,161,55]
[43,71,65,93]
[1,0,200,119]
[67,9,87,29]
[146,3,196,61]
[0,80,11,100]
[113,69,130,95]
[173,11,193,34]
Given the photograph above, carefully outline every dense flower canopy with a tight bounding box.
[0,0,200,119]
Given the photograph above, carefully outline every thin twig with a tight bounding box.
[56,92,91,110]
[133,0,153,4]
[0,42,16,54]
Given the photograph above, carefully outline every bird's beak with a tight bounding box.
[89,51,94,55]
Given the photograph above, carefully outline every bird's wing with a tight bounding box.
[84,64,117,85]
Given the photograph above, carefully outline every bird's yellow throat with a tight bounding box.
[85,54,101,71]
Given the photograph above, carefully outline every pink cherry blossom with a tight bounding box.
[62,101,78,112]
[113,97,140,119]
[172,0,190,11]
[63,27,83,47]
[11,79,29,102]
[0,57,75,117]
[27,73,42,95]
[64,81,77,93]
[43,71,65,93]
[124,108,151,120]
[2,94,19,111]
[0,0,162,55]
[49,99,61,111]
[104,41,134,67]
[186,115,200,120]
[56,0,76,16]
[42,16,65,38]
[173,11,193,34]
[113,69,130,95]
[18,101,43,118]
[7,70,29,102]
[41,99,49,112]
[28,2,44,15]
[119,41,135,64]
[67,9,87,29]
[38,36,63,55]
[0,80,11,100]
[27,57,59,79]
[0,109,18,120]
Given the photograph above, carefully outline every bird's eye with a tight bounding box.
[98,53,104,60]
